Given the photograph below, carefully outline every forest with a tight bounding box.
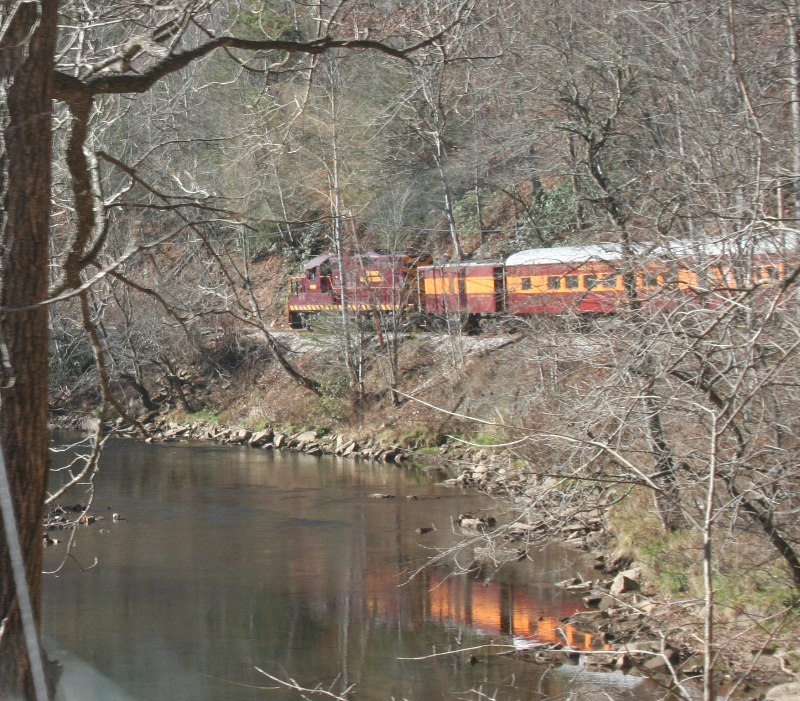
[2,0,800,699]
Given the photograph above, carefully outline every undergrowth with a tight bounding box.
[610,488,797,615]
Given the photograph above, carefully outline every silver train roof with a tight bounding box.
[505,244,621,266]
[505,236,797,267]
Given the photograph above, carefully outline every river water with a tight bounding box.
[43,436,663,701]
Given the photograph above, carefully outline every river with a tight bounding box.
[43,435,664,701]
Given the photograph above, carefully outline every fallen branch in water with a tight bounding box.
[398,643,522,660]
[254,667,355,700]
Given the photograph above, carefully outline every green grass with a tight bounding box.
[610,487,798,613]
[187,409,221,425]
[243,417,269,431]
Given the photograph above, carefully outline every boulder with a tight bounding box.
[249,429,274,447]
[766,683,800,701]
[295,431,318,443]
[610,573,640,596]
[230,429,252,444]
[273,433,285,448]
[341,442,356,456]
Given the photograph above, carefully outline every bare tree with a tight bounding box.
[0,1,467,695]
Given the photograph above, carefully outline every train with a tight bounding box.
[286,243,790,329]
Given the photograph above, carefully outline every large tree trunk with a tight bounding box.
[0,2,59,698]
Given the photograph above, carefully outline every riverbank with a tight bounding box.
[50,412,800,698]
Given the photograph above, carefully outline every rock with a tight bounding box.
[341,442,356,456]
[459,518,485,531]
[369,494,395,499]
[641,649,677,672]
[273,433,286,448]
[230,429,252,444]
[415,527,434,534]
[751,652,788,674]
[555,577,581,589]
[598,595,617,611]
[458,516,497,532]
[766,682,800,700]
[81,417,101,433]
[295,430,318,443]
[610,573,640,596]
[249,429,273,447]
[618,566,642,580]
[615,653,632,670]
[677,654,703,674]
[583,595,604,608]
[565,582,593,593]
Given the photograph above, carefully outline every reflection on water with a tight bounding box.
[428,575,605,649]
[43,436,659,701]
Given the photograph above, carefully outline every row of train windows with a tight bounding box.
[519,265,781,293]
[520,274,621,291]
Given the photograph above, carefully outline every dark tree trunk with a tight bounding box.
[645,395,689,532]
[0,1,59,698]
[120,372,159,413]
[159,356,194,414]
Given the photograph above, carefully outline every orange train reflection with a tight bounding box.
[428,574,604,650]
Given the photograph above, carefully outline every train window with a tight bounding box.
[601,274,618,289]
[764,265,776,279]
[458,278,466,295]
[583,274,598,289]
[521,277,531,290]
[547,276,560,290]
[565,275,579,289]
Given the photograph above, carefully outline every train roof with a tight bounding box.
[303,254,334,270]
[505,236,797,268]
[418,260,502,270]
[505,244,621,266]
[304,251,430,270]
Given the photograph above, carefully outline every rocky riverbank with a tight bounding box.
[51,413,800,697]
[58,414,424,464]
[443,454,800,699]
